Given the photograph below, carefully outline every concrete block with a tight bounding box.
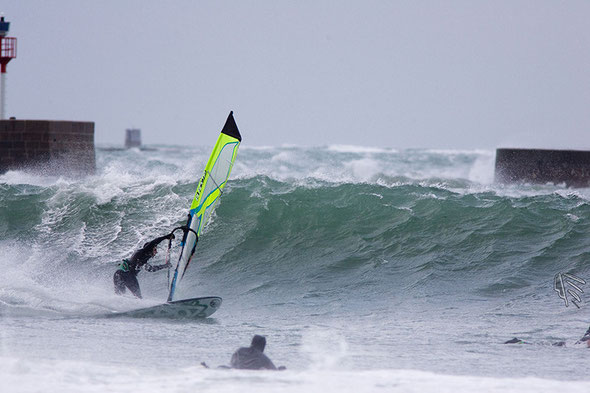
[495,148,590,187]
[0,120,95,175]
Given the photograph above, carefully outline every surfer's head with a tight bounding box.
[251,335,266,352]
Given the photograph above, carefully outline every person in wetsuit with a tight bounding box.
[113,233,175,299]
[230,335,284,370]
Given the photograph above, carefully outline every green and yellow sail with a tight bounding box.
[167,111,242,302]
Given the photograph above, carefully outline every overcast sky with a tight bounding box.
[3,1,590,149]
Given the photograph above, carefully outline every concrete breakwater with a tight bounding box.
[0,119,95,175]
[495,148,590,187]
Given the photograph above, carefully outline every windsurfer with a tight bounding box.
[113,233,175,299]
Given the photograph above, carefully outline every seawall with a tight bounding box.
[495,148,590,187]
[0,119,95,175]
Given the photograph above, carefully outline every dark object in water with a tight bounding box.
[200,335,286,370]
[230,335,278,370]
[575,326,590,344]
[504,337,567,347]
[504,337,526,344]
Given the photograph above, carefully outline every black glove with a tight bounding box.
[167,232,175,240]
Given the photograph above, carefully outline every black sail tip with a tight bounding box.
[221,111,242,142]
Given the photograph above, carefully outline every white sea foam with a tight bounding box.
[301,328,350,370]
[212,146,505,189]
[270,150,298,163]
[241,145,277,151]
[344,158,381,181]
[0,356,588,393]
[327,145,396,154]
[0,240,157,317]
[467,153,496,184]
[0,169,73,188]
[423,148,495,156]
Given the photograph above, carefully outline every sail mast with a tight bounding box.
[167,112,242,302]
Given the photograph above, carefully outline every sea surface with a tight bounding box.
[1,144,590,392]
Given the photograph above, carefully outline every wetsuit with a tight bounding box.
[113,234,171,298]
[230,335,277,370]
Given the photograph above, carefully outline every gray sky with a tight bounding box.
[3,1,590,148]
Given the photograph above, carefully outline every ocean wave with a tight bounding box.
[2,148,589,315]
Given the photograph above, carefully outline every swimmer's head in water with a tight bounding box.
[251,335,266,352]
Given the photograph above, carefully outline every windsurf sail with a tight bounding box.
[167,111,242,302]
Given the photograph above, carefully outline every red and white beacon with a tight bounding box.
[0,15,17,120]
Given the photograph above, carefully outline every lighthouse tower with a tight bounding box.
[0,15,17,120]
